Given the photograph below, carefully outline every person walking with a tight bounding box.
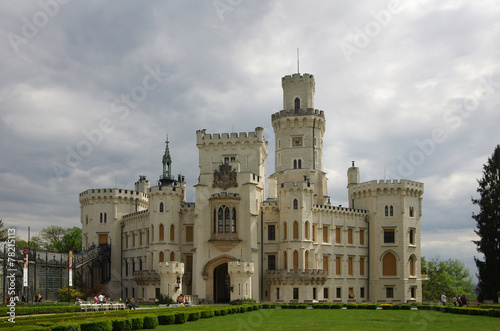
[441,292,447,306]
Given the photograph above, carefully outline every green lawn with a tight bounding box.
[157,309,500,331]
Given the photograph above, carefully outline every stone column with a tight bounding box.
[228,260,254,301]
[158,261,184,300]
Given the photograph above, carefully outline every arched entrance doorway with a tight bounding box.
[213,263,230,303]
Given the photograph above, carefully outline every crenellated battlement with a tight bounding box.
[210,192,241,200]
[271,108,325,122]
[196,127,265,146]
[349,179,424,198]
[313,204,367,215]
[282,73,315,86]
[79,188,148,204]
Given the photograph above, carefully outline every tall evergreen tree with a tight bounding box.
[472,145,500,302]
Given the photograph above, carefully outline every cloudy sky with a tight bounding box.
[1,0,499,280]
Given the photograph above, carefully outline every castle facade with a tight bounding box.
[79,73,424,304]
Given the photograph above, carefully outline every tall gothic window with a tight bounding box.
[216,206,237,233]
[160,202,164,212]
[293,199,298,210]
[294,98,300,113]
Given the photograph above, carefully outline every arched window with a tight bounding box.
[293,199,298,210]
[104,213,107,223]
[409,207,414,217]
[170,224,175,241]
[409,255,415,276]
[293,250,299,271]
[160,202,164,212]
[385,206,389,217]
[383,252,397,276]
[298,159,302,169]
[225,207,230,232]
[390,206,394,216]
[213,209,217,233]
[218,207,224,233]
[305,250,309,269]
[294,98,300,113]
[232,208,237,232]
[151,225,154,243]
[293,221,299,239]
[159,224,164,241]
[170,251,175,261]
[283,251,288,270]
[159,252,164,263]
[305,221,310,239]
[293,160,297,169]
[283,222,287,240]
[100,213,103,223]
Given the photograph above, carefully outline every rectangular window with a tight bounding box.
[360,287,365,298]
[277,288,280,300]
[312,224,316,242]
[360,257,365,276]
[186,255,193,272]
[335,227,341,244]
[268,225,276,241]
[348,228,353,244]
[126,235,129,249]
[125,288,128,298]
[411,287,416,298]
[132,288,135,298]
[293,288,299,300]
[323,256,329,272]
[132,233,135,247]
[386,287,394,298]
[268,255,276,270]
[186,226,194,242]
[348,257,353,276]
[348,288,355,299]
[139,232,143,246]
[359,229,365,245]
[409,229,415,245]
[323,226,329,243]
[313,288,317,300]
[384,228,395,243]
[323,287,329,299]
[147,230,150,244]
[336,287,341,299]
[125,261,128,277]
[336,256,341,276]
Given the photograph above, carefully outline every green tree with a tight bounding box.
[40,225,66,251]
[472,144,500,303]
[51,227,82,253]
[422,256,474,301]
[0,220,8,241]
[56,286,85,302]
[15,236,42,250]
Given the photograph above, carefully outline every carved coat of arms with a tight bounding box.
[213,163,238,189]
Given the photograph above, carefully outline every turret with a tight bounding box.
[135,175,150,195]
[282,73,315,111]
[347,161,360,187]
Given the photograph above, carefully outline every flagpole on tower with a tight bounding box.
[297,48,300,73]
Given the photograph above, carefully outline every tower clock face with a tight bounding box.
[292,136,303,147]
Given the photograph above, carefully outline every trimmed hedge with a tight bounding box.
[158,313,175,325]
[143,315,159,329]
[130,316,144,330]
[52,322,81,331]
[174,312,187,324]
[80,320,113,331]
[111,318,132,331]
[188,311,201,321]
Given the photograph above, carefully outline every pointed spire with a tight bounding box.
[162,135,172,179]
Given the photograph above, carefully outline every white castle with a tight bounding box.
[79,72,424,304]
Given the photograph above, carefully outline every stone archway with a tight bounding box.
[202,254,236,303]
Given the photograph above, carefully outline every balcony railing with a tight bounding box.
[265,269,328,285]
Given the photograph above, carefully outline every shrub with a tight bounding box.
[220,308,228,315]
[200,310,212,318]
[381,304,392,310]
[157,293,175,305]
[80,320,113,331]
[230,298,256,305]
[346,304,357,309]
[158,314,175,325]
[330,304,343,309]
[188,312,201,321]
[111,318,132,331]
[174,312,187,324]
[130,316,144,330]
[143,315,159,329]
[401,304,411,310]
[52,323,81,331]
[392,304,401,310]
